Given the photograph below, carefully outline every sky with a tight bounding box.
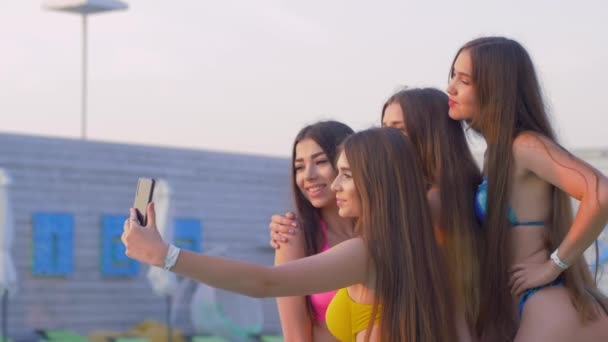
[1,0,606,157]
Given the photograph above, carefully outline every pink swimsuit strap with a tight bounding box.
[319,219,329,251]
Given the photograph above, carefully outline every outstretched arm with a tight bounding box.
[122,203,368,298]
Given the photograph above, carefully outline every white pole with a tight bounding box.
[82,14,88,140]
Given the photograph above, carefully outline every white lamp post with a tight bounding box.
[43,0,128,140]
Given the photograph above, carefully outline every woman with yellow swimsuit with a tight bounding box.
[122,127,457,341]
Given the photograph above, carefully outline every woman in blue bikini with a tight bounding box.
[447,36,608,341]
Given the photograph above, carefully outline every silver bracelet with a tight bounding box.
[164,244,181,271]
[550,249,569,270]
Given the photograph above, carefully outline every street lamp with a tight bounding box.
[43,0,128,140]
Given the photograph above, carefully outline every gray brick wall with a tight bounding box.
[0,133,291,341]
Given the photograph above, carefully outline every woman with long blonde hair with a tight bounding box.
[122,128,457,341]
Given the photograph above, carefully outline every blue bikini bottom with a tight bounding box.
[518,279,564,318]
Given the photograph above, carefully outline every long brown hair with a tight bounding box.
[290,120,354,315]
[343,127,457,341]
[450,37,605,340]
[382,87,483,335]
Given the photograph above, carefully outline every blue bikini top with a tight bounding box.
[474,177,545,226]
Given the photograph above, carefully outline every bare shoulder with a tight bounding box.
[512,131,571,175]
[511,131,608,201]
[334,237,371,283]
[512,131,558,158]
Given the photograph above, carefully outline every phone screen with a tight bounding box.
[133,178,155,226]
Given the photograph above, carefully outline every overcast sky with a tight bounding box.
[1,0,606,156]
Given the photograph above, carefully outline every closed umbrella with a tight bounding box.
[0,169,17,341]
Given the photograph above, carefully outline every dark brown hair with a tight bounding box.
[382,87,483,335]
[450,37,605,340]
[343,127,457,341]
[290,120,354,315]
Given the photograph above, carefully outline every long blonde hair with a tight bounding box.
[343,127,457,341]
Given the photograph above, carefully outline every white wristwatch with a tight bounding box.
[163,244,181,271]
[550,249,569,270]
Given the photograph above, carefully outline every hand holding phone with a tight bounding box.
[133,177,155,226]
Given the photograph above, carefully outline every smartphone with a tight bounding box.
[133,177,155,226]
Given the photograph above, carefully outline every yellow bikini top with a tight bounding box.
[325,288,381,341]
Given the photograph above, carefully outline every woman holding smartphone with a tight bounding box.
[122,127,458,341]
